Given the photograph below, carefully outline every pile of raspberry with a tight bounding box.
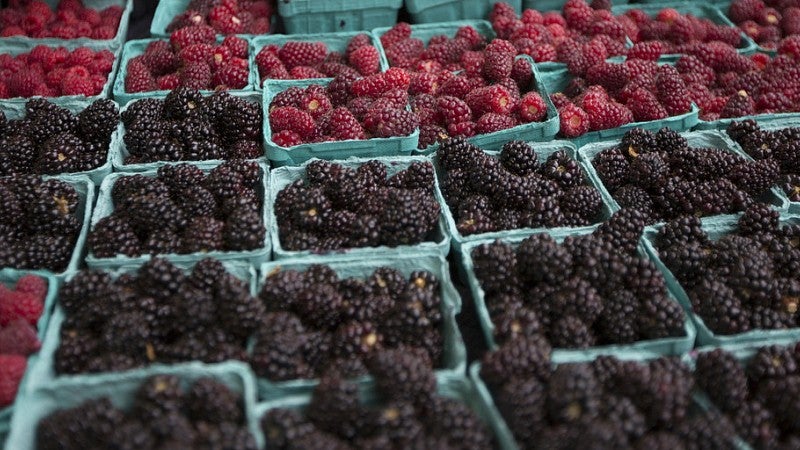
[256,33,382,84]
[622,6,744,61]
[0,0,122,39]
[125,28,249,93]
[0,45,114,98]
[728,0,800,50]
[677,40,800,121]
[489,0,629,73]
[0,275,47,408]
[268,69,418,147]
[550,57,693,138]
[379,22,493,73]
[167,0,274,35]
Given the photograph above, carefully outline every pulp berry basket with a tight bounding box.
[435,140,615,255]
[111,92,264,173]
[459,228,697,356]
[642,214,800,348]
[112,37,257,106]
[578,130,790,225]
[4,361,264,449]
[251,31,387,89]
[0,270,59,446]
[149,0,277,38]
[84,162,272,269]
[694,111,800,133]
[277,0,402,35]
[255,254,466,398]
[262,79,419,167]
[269,155,451,261]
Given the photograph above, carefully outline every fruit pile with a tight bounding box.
[471,209,686,349]
[0,275,47,408]
[89,161,265,259]
[656,205,800,335]
[275,160,440,252]
[695,345,800,449]
[267,71,417,147]
[728,0,800,50]
[121,88,263,164]
[253,264,446,381]
[0,45,115,98]
[379,22,492,72]
[550,58,694,138]
[0,176,82,272]
[167,0,274,35]
[0,0,123,39]
[0,98,118,176]
[124,31,249,93]
[55,258,264,374]
[438,139,604,235]
[256,34,382,84]
[262,348,493,449]
[592,128,779,223]
[36,375,256,449]
[727,120,800,203]
[480,336,737,449]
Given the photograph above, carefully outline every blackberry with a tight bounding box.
[181,216,224,253]
[223,204,265,251]
[691,278,751,335]
[614,184,656,221]
[655,127,688,153]
[695,349,748,413]
[455,194,496,235]
[658,215,708,248]
[638,294,686,339]
[144,137,184,162]
[676,413,737,450]
[480,335,552,387]
[732,400,780,450]
[729,159,780,196]
[781,174,800,202]
[132,374,183,422]
[541,150,584,188]
[593,147,630,192]
[28,101,79,145]
[144,228,182,255]
[163,87,205,120]
[500,140,539,176]
[0,134,37,175]
[548,315,597,349]
[135,257,186,301]
[598,290,640,344]
[543,278,603,325]
[367,267,407,299]
[738,203,780,235]
[216,274,265,340]
[89,215,141,258]
[423,396,493,449]
[386,161,435,192]
[634,432,686,450]
[574,420,630,450]
[186,377,243,425]
[222,99,262,144]
[379,188,440,246]
[493,376,546,447]
[620,128,658,158]
[603,394,647,440]
[307,375,364,440]
[157,163,206,192]
[748,345,799,383]
[545,362,601,425]
[367,347,436,408]
[492,307,542,344]
[189,257,227,294]
[250,331,313,381]
[726,119,759,143]
[294,284,343,330]
[36,398,125,450]
[594,207,648,256]
[55,330,99,374]
[77,99,119,147]
[516,233,573,286]
[258,268,309,312]
[437,137,485,172]
[560,185,603,223]
[331,321,383,358]
[261,409,315,450]
[627,152,669,189]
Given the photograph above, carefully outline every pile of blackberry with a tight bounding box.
[0,98,118,176]
[88,160,265,258]
[122,88,263,164]
[480,336,737,450]
[275,159,440,252]
[655,204,800,335]
[54,257,265,374]
[261,348,494,449]
[0,176,82,271]
[727,120,800,203]
[471,208,685,349]
[36,375,255,450]
[253,265,445,381]
[696,345,800,449]
[593,127,779,224]
[439,138,604,236]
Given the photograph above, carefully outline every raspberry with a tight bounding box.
[585,62,628,93]
[627,41,667,61]
[456,25,486,48]
[300,88,332,119]
[448,121,476,138]
[364,108,418,138]
[381,22,412,50]
[328,107,366,141]
[0,320,40,356]
[558,103,590,138]
[518,91,547,123]
[170,25,216,52]
[214,63,249,88]
[351,73,387,97]
[475,112,517,134]
[675,55,715,85]
[179,61,212,89]
[0,354,26,407]
[729,0,764,24]
[157,74,179,90]
[466,85,515,117]
[437,96,472,125]
[125,57,156,93]
[482,39,515,82]
[14,276,47,302]
[272,130,302,147]
[627,87,668,122]
[584,96,632,131]
[179,43,214,64]
[222,36,248,59]
[0,287,43,326]
[346,45,379,77]
[528,43,557,62]
[656,65,692,116]
[269,106,316,139]
[67,47,94,67]
[721,90,756,118]
[384,38,425,69]
[208,6,244,34]
[346,33,372,58]
[142,49,177,77]
[382,67,411,90]
[779,35,800,60]
[279,41,327,70]
[61,73,96,95]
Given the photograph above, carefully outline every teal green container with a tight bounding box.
[460,228,697,356]
[85,162,271,269]
[278,0,402,35]
[5,361,264,450]
[269,155,451,261]
[643,215,800,348]
[263,79,419,166]
[255,254,466,399]
[578,130,790,224]
[0,270,59,447]
[150,0,277,38]
[436,140,614,255]
[112,37,257,106]
[111,92,264,173]
[405,0,520,23]
[251,31,387,89]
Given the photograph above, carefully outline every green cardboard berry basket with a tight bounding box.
[642,214,800,348]
[255,373,507,448]
[459,228,697,356]
[254,254,466,399]
[405,0,520,23]
[277,0,402,35]
[262,78,419,166]
[111,92,265,173]
[694,112,800,134]
[112,37,257,107]
[150,0,277,38]
[84,161,271,269]
[5,361,264,450]
[578,129,790,227]
[251,31,387,90]
[0,270,59,447]
[435,140,614,255]
[0,40,121,113]
[269,155,451,261]
[0,100,120,185]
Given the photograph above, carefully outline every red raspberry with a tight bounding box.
[475,112,517,134]
[586,98,633,131]
[179,61,212,89]
[385,38,425,68]
[214,62,249,88]
[460,50,484,77]
[456,25,486,48]
[346,33,372,58]
[351,73,387,97]
[209,6,244,34]
[448,121,476,138]
[380,22,412,50]
[170,25,216,52]
[347,97,373,121]
[279,41,327,70]
[300,87,332,119]
[61,73,96,96]
[0,287,43,326]
[435,76,468,99]
[466,85,515,116]
[655,65,692,116]
[675,55,715,85]
[7,69,42,97]
[721,90,756,118]
[0,354,26,407]
[289,66,326,79]
[67,47,94,67]
[0,319,40,356]
[550,93,572,109]
[271,86,304,109]
[222,36,249,59]
[518,91,547,122]
[329,107,366,141]
[783,7,800,36]
[728,0,764,24]
[559,105,590,138]
[779,35,800,60]
[585,62,628,93]
[364,107,418,138]
[0,83,8,98]
[272,130,303,147]
[210,45,232,69]
[564,2,594,33]
[326,73,358,106]
[755,91,792,112]
[437,96,472,125]
[14,275,47,303]
[482,39,515,82]
[489,2,516,22]
[157,73,180,90]
[380,88,409,109]
[256,49,285,76]
[627,41,667,61]
[627,87,667,122]
[349,45,380,76]
[179,43,214,64]
[414,107,441,127]
[142,50,178,77]
[270,106,315,138]
[527,43,555,63]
